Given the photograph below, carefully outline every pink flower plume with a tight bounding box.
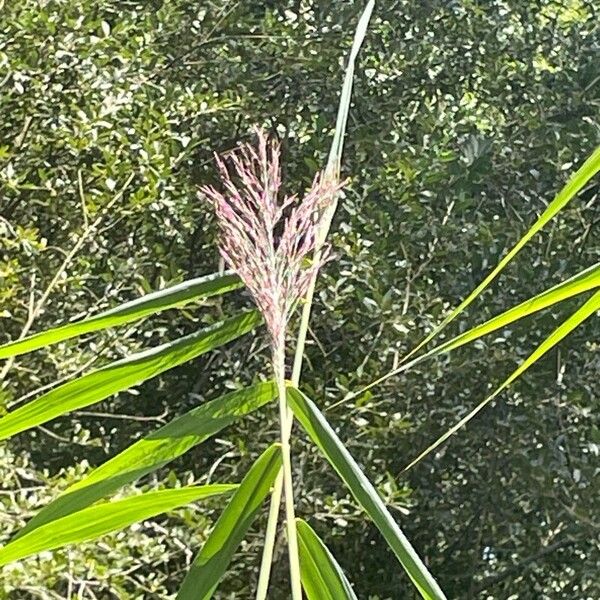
[200,127,342,348]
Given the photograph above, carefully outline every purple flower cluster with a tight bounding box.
[200,128,341,349]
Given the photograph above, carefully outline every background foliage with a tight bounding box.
[1,0,598,598]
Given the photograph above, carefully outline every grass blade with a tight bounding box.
[403,289,600,472]
[176,444,282,599]
[0,485,235,567]
[297,518,358,600]
[326,0,375,177]
[404,146,600,361]
[15,381,277,538]
[0,310,261,441]
[426,262,600,356]
[287,387,447,600]
[343,262,600,404]
[0,271,241,360]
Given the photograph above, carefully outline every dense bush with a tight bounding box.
[1,1,598,598]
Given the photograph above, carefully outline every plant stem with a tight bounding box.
[274,344,302,600]
[255,5,374,593]
[254,470,282,599]
[254,135,341,600]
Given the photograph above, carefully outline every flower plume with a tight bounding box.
[200,128,341,348]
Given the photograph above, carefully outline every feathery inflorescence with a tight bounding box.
[200,128,341,349]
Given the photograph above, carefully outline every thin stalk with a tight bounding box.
[254,471,282,599]
[256,4,375,595]
[255,183,338,600]
[255,204,337,600]
[274,344,302,600]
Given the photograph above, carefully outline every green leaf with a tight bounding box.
[0,485,235,567]
[0,310,261,441]
[297,518,358,600]
[404,146,600,361]
[0,271,241,360]
[176,444,282,599]
[343,262,600,405]
[287,387,447,600]
[16,381,277,538]
[426,262,599,357]
[326,0,375,177]
[403,289,600,472]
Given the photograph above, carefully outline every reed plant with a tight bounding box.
[0,2,599,597]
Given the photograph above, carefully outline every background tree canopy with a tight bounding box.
[0,0,598,598]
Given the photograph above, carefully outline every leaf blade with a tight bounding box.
[405,146,600,361]
[403,289,600,472]
[0,485,235,567]
[16,381,277,538]
[176,444,282,600]
[0,271,241,360]
[0,310,261,441]
[344,262,600,405]
[427,262,600,357]
[288,387,447,600]
[297,518,358,600]
[326,0,375,177]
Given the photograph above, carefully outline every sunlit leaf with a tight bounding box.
[404,146,600,361]
[288,387,447,600]
[0,485,235,567]
[176,444,282,599]
[297,518,358,600]
[0,310,261,441]
[427,262,600,356]
[0,271,241,359]
[403,290,600,472]
[16,381,277,538]
[344,262,599,404]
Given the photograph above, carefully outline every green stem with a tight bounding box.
[254,124,342,600]
[255,4,374,593]
[254,470,283,599]
[255,224,329,600]
[274,345,302,600]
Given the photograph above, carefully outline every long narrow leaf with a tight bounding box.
[0,310,261,441]
[403,289,600,472]
[0,271,241,360]
[16,381,277,538]
[326,0,375,177]
[404,146,600,361]
[0,485,235,567]
[297,518,358,600]
[342,262,600,404]
[288,387,447,600]
[426,262,599,356]
[176,444,282,599]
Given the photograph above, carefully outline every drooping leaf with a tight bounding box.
[0,271,241,360]
[176,444,282,600]
[0,310,261,441]
[0,485,235,567]
[404,146,600,361]
[297,518,358,600]
[287,387,447,600]
[403,289,600,472]
[16,381,277,538]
